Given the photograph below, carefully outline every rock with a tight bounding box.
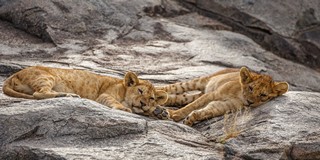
[195,91,320,159]
[0,63,23,76]
[180,0,320,69]
[0,0,164,44]
[0,97,223,159]
[1,0,320,159]
[0,91,319,159]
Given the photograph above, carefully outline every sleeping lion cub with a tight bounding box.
[3,66,169,118]
[157,67,289,126]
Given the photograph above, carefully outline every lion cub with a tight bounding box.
[157,67,289,126]
[3,66,168,117]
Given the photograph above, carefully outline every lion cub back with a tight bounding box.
[48,68,115,100]
[205,72,240,93]
[3,66,117,100]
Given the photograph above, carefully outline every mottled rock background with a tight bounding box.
[0,0,319,159]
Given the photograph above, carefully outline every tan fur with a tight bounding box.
[157,67,289,126]
[3,66,168,116]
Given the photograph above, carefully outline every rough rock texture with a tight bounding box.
[1,92,319,159]
[0,0,164,43]
[0,96,223,159]
[181,0,320,69]
[1,0,320,159]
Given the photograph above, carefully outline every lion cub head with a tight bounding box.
[240,67,289,107]
[123,72,168,111]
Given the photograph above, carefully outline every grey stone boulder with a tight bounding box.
[1,91,319,159]
[0,0,164,44]
[0,96,223,159]
[181,0,320,69]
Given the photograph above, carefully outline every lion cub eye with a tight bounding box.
[150,97,155,100]
[260,93,267,97]
[249,86,253,92]
[138,88,143,94]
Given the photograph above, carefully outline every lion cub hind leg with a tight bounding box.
[165,92,203,107]
[51,92,80,98]
[183,99,242,126]
[30,76,80,99]
[33,88,80,99]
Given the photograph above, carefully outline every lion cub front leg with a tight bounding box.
[183,99,242,126]
[131,105,170,120]
[145,105,170,120]
[96,93,132,113]
[152,106,170,120]
[168,92,215,122]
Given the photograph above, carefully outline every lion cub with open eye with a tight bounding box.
[3,66,168,118]
[157,67,289,126]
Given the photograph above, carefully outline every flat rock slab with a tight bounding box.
[182,0,320,69]
[0,97,223,159]
[0,91,319,159]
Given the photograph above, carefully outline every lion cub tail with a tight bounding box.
[2,76,34,99]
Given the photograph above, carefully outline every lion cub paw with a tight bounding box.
[66,93,81,98]
[56,93,80,98]
[182,116,194,126]
[118,107,133,113]
[153,106,170,120]
[167,109,186,122]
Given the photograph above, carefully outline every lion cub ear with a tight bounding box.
[124,72,139,87]
[240,67,252,84]
[273,82,289,95]
[155,90,168,105]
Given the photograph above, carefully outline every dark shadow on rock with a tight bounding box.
[178,0,320,70]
